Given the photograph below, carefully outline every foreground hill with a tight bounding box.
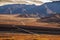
[0,33,60,40]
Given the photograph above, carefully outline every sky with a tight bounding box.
[0,0,60,6]
[12,0,51,2]
[39,0,52,3]
[41,0,60,3]
[1,0,51,6]
[11,0,60,3]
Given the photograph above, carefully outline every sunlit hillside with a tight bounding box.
[0,33,60,40]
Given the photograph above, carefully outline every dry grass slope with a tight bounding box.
[0,14,60,28]
[0,33,60,40]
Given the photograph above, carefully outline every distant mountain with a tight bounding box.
[0,1,60,17]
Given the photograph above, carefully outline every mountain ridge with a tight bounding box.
[0,1,60,17]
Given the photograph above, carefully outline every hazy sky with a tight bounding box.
[12,0,51,2]
[39,0,52,3]
[11,0,60,3]
[36,0,60,2]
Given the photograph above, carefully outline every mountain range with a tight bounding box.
[0,1,60,17]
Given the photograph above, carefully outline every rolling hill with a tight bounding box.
[37,14,60,23]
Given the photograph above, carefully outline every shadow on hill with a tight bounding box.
[0,24,60,35]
